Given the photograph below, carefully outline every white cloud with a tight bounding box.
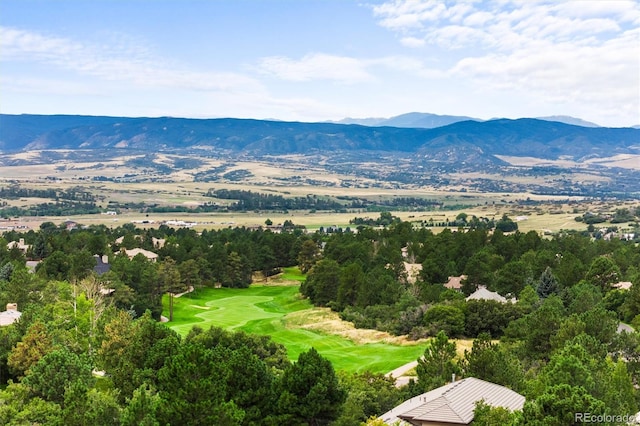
[373,0,447,30]
[258,53,375,83]
[430,25,490,49]
[371,0,640,124]
[463,11,494,27]
[258,52,448,83]
[0,26,264,95]
[400,36,426,47]
[552,0,640,22]
[1,76,105,96]
[0,27,83,60]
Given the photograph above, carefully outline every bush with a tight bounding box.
[422,304,465,337]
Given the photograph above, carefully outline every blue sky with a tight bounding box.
[1,0,638,127]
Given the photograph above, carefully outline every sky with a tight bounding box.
[1,0,639,127]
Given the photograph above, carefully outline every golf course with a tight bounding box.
[164,269,428,374]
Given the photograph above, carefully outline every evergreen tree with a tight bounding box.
[23,348,94,406]
[297,239,320,274]
[277,347,346,425]
[459,333,524,391]
[416,330,459,392]
[121,384,162,426]
[536,266,558,299]
[585,256,621,292]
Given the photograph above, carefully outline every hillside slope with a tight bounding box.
[1,115,638,164]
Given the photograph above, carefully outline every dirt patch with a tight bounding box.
[284,308,426,346]
[252,271,302,286]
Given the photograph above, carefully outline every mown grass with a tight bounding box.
[279,266,306,282]
[164,284,427,374]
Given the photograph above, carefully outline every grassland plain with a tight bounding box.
[2,175,638,235]
[6,200,635,236]
[164,279,428,374]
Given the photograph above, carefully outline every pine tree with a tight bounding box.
[537,266,558,299]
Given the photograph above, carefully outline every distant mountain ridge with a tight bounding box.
[334,112,480,128]
[333,112,602,129]
[0,114,637,165]
[535,115,600,128]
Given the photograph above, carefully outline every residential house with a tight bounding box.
[123,248,158,262]
[380,377,525,425]
[93,255,111,275]
[7,238,30,254]
[0,303,22,326]
[466,286,515,304]
[444,275,466,292]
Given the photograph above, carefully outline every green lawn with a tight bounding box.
[163,283,426,374]
[279,266,307,282]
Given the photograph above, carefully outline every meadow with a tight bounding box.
[164,277,428,374]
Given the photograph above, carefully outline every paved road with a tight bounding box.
[386,359,420,387]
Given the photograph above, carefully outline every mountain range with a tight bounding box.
[333,112,602,129]
[1,114,637,164]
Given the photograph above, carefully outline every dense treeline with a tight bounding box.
[576,207,640,225]
[298,218,640,424]
[0,223,395,425]
[0,185,97,201]
[2,222,308,320]
[0,201,102,218]
[302,219,639,339]
[0,303,348,425]
[206,189,346,211]
[1,215,639,424]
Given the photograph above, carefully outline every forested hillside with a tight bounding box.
[2,114,638,161]
[0,217,638,424]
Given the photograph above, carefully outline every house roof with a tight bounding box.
[93,255,111,275]
[381,378,525,425]
[445,275,466,290]
[0,309,22,327]
[466,286,514,303]
[7,239,30,252]
[124,248,158,260]
[613,281,632,290]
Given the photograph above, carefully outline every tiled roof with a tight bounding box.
[381,378,525,425]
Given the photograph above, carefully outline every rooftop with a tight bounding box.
[380,377,525,425]
[466,286,515,304]
[0,304,22,327]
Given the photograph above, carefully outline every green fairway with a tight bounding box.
[164,283,426,374]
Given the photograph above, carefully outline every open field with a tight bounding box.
[496,153,640,170]
[1,160,638,235]
[3,197,638,236]
[164,283,429,374]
